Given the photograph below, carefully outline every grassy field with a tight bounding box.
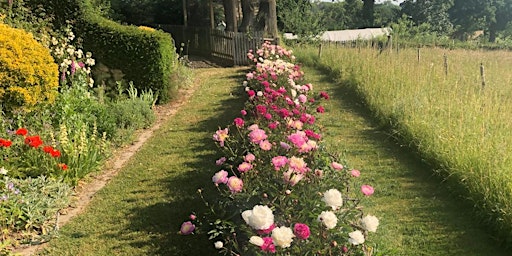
[34,63,509,255]
[294,45,512,246]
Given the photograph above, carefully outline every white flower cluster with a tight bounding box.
[271,226,295,248]
[50,25,96,87]
[241,205,274,230]
[322,188,343,210]
[318,210,338,229]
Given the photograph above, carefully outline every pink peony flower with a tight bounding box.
[320,91,330,100]
[248,124,259,131]
[331,162,344,170]
[293,223,310,240]
[215,157,226,166]
[244,153,256,162]
[238,162,253,173]
[280,142,291,150]
[259,140,272,151]
[179,221,195,235]
[234,118,245,127]
[257,223,276,235]
[212,170,229,184]
[288,131,307,148]
[351,169,361,177]
[261,237,276,253]
[249,128,268,143]
[248,90,256,97]
[256,105,267,115]
[189,214,196,220]
[227,176,243,193]
[272,156,288,170]
[361,185,374,196]
[298,94,307,103]
[241,109,248,116]
[288,156,309,174]
[316,106,325,113]
[268,122,278,130]
[283,170,304,186]
[213,128,229,147]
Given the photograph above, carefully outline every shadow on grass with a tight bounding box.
[308,67,509,254]
[116,71,247,255]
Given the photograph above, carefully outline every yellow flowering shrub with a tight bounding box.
[138,26,155,32]
[0,23,59,112]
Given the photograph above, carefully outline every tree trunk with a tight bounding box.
[489,21,497,43]
[240,0,257,32]
[362,0,374,28]
[267,0,278,38]
[223,0,238,32]
[182,0,188,26]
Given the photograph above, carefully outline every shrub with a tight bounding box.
[0,23,59,113]
[25,0,179,103]
[179,43,378,255]
[0,172,72,249]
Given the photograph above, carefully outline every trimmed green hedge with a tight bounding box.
[27,0,178,103]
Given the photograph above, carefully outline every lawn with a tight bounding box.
[34,64,509,255]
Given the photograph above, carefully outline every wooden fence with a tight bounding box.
[155,25,270,66]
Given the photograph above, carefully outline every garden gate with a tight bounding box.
[155,25,271,66]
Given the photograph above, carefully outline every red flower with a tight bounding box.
[15,128,28,136]
[50,149,61,158]
[316,106,325,113]
[25,135,43,148]
[0,138,12,147]
[58,163,68,170]
[43,145,53,153]
[319,91,330,100]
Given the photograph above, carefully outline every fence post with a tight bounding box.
[417,48,421,62]
[318,43,323,58]
[480,62,486,91]
[443,53,448,76]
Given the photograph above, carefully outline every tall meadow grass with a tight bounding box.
[294,44,512,244]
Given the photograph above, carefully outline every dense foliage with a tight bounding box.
[0,23,59,112]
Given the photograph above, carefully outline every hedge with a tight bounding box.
[27,0,178,103]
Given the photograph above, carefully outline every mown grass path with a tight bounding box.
[34,66,507,255]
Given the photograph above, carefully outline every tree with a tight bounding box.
[374,1,401,27]
[362,0,375,27]
[276,0,325,40]
[223,0,237,31]
[449,0,512,42]
[400,0,454,35]
[240,0,258,32]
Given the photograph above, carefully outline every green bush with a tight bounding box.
[0,23,59,113]
[26,0,179,103]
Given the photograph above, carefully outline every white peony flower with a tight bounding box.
[361,215,379,232]
[249,236,264,246]
[214,241,223,249]
[318,211,338,229]
[0,167,7,175]
[271,226,295,248]
[322,189,343,210]
[242,205,274,230]
[348,230,365,245]
[257,91,263,97]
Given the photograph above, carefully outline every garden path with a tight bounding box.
[15,62,211,255]
[16,62,508,255]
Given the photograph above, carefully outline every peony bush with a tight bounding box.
[181,42,379,255]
